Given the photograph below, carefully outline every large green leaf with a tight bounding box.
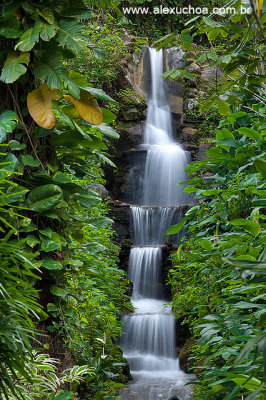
[42,257,63,271]
[217,99,230,115]
[101,108,117,124]
[27,184,63,212]
[166,217,187,235]
[26,235,41,248]
[87,43,107,59]
[40,22,58,41]
[50,286,68,297]
[68,70,89,87]
[88,216,113,229]
[56,19,86,51]
[81,87,116,103]
[0,52,30,83]
[254,158,266,178]
[21,155,41,168]
[15,22,42,51]
[91,123,120,139]
[62,74,80,98]
[37,7,55,24]
[41,232,64,252]
[0,110,18,143]
[9,140,26,150]
[75,190,100,208]
[34,54,66,89]
[0,15,22,38]
[238,127,262,141]
[231,375,262,391]
[231,219,261,238]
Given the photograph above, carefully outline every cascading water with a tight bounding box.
[121,48,193,399]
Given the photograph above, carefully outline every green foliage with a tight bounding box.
[170,106,266,400]
[5,352,95,400]
[69,16,128,90]
[0,1,129,399]
[164,3,266,399]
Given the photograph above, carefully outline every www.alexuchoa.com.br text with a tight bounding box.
[122,5,252,15]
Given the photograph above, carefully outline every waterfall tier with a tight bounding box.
[128,247,162,299]
[130,205,184,245]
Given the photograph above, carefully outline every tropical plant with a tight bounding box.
[0,1,130,398]
[162,1,266,399]
[4,351,95,400]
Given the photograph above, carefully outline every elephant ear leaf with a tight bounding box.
[64,91,103,125]
[27,184,63,212]
[0,51,30,83]
[27,83,59,129]
[0,110,18,143]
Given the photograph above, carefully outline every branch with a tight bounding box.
[8,86,45,170]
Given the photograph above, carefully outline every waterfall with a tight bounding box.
[121,48,193,399]
[130,206,184,245]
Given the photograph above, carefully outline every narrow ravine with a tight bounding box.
[120,48,194,399]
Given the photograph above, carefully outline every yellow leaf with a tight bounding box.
[64,91,103,125]
[256,0,263,16]
[27,83,59,129]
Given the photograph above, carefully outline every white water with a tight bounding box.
[130,206,184,245]
[128,247,162,299]
[121,48,193,399]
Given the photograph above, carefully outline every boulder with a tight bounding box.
[127,121,145,146]
[121,107,143,121]
[184,98,198,110]
[108,203,131,242]
[200,66,223,83]
[197,142,211,161]
[165,47,185,70]
[87,184,108,200]
[185,58,195,66]
[187,63,201,73]
[181,127,196,142]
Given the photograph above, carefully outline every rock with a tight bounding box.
[168,397,181,400]
[168,95,184,119]
[185,58,195,66]
[197,142,211,160]
[165,47,185,70]
[200,66,223,83]
[187,63,201,73]
[189,88,198,95]
[186,50,197,58]
[108,203,131,242]
[121,107,143,121]
[118,239,131,273]
[186,91,196,99]
[127,121,145,146]
[119,90,147,122]
[87,184,108,200]
[181,127,196,142]
[178,337,195,373]
[184,98,198,110]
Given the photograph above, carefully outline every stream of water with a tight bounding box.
[120,48,193,400]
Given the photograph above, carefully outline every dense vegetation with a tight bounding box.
[0,1,131,399]
[0,0,265,399]
[162,2,266,399]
